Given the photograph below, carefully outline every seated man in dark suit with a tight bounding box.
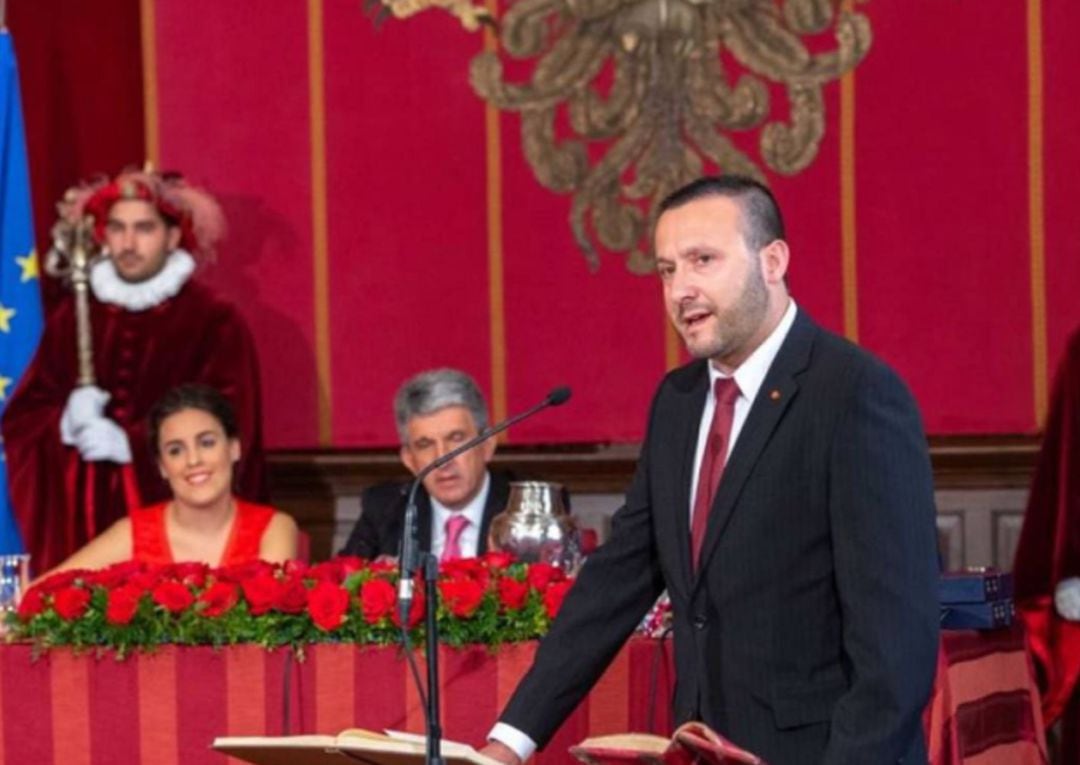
[340,368,510,561]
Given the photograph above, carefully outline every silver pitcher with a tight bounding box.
[489,481,579,569]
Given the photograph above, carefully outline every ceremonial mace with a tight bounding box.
[45,213,99,386]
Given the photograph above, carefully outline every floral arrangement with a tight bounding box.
[6,553,575,657]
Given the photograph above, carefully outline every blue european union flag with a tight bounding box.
[0,30,43,554]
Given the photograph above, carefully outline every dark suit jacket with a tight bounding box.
[499,311,940,765]
[339,470,512,559]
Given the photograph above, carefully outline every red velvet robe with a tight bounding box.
[1,280,267,573]
[1014,327,1080,725]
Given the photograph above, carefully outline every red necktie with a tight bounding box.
[441,514,470,562]
[690,378,740,570]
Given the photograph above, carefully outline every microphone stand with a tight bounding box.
[397,387,571,765]
[422,550,442,765]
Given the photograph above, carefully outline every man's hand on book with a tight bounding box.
[480,740,522,765]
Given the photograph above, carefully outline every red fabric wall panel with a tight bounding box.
[321,3,492,445]
[1042,1,1080,390]
[499,123,665,444]
[135,2,1080,444]
[854,3,1033,433]
[777,94,845,340]
[153,0,319,447]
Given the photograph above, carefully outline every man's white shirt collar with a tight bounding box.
[708,297,798,400]
[89,249,196,311]
[431,471,491,559]
[688,299,798,510]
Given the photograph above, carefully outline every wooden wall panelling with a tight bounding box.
[935,513,964,572]
[269,436,1041,564]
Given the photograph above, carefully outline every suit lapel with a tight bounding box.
[693,312,817,582]
[415,472,508,557]
[477,471,509,554]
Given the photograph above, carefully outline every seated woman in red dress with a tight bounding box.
[41,384,297,573]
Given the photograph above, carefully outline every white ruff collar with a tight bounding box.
[89,250,196,311]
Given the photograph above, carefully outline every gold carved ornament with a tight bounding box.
[366,0,872,273]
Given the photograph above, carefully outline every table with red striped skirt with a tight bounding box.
[0,638,673,765]
[0,630,1045,765]
[926,625,1048,765]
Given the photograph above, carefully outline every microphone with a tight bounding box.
[397,385,572,622]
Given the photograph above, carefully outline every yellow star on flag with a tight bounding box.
[15,250,38,282]
[0,375,12,401]
[0,302,14,333]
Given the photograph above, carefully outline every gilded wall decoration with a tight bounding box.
[370,0,872,273]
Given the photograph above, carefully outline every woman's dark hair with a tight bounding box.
[148,383,239,454]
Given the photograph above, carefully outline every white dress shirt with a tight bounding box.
[687,299,798,518]
[490,300,798,761]
[431,472,491,559]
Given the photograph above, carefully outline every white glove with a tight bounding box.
[1055,577,1080,621]
[60,386,111,445]
[73,417,132,464]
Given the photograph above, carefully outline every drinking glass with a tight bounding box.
[0,554,31,624]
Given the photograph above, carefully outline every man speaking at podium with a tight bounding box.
[482,176,940,765]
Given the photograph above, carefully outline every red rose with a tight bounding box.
[441,557,484,579]
[167,562,210,588]
[89,560,146,588]
[53,587,91,620]
[276,577,309,614]
[105,584,143,625]
[17,587,46,619]
[217,560,274,584]
[152,581,195,614]
[306,561,344,583]
[441,560,491,593]
[129,570,162,591]
[359,578,396,624]
[37,570,82,593]
[481,551,515,570]
[282,559,309,579]
[391,583,425,630]
[496,577,529,611]
[526,562,566,592]
[439,577,486,618]
[241,573,282,616]
[543,580,573,618]
[198,582,239,617]
[367,559,397,575]
[306,581,349,631]
[336,556,364,577]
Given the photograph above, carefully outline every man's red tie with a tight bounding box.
[690,378,740,570]
[441,514,470,562]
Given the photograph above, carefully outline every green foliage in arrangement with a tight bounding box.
[7,553,575,658]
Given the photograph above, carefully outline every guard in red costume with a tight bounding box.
[1,170,267,573]
[1014,327,1080,725]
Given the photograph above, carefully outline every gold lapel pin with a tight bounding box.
[769,389,781,401]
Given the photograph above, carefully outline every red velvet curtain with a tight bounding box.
[7,0,145,308]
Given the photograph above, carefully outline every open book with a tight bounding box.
[569,722,767,765]
[213,728,501,765]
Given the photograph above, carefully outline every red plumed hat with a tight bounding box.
[60,168,226,260]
